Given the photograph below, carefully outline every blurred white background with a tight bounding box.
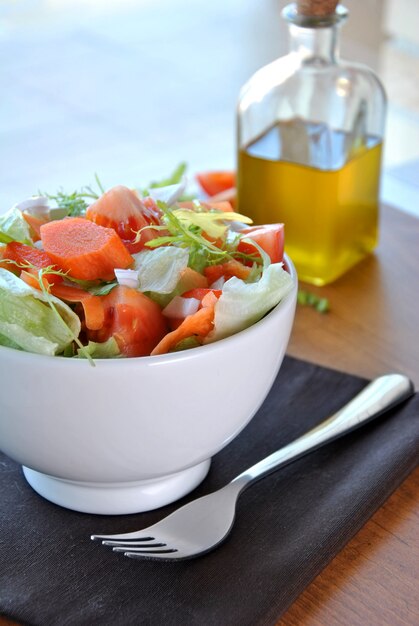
[1,0,418,215]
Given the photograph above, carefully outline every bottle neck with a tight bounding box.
[282,2,348,67]
[288,22,340,65]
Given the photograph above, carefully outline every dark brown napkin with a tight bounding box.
[1,356,418,626]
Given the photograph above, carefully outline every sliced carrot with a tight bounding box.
[151,297,216,356]
[40,217,134,281]
[204,259,251,284]
[176,267,208,293]
[181,287,222,302]
[23,212,49,242]
[20,268,51,290]
[50,283,105,331]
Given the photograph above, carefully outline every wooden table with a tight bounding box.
[0,204,417,626]
[279,203,419,625]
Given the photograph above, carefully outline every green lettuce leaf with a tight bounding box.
[133,247,189,294]
[77,337,121,359]
[0,269,81,355]
[205,263,294,343]
[0,207,32,244]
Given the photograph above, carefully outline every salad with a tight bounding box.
[0,168,293,361]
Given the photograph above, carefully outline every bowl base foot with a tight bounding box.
[22,459,211,515]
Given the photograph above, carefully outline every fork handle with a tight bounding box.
[233,374,414,488]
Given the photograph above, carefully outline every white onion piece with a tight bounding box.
[162,296,200,319]
[15,196,50,217]
[148,176,187,206]
[209,277,225,290]
[114,268,139,288]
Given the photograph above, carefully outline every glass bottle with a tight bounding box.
[237,1,386,286]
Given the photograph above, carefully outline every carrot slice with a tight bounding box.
[23,212,49,241]
[20,268,51,290]
[151,297,216,356]
[40,217,134,281]
[50,284,105,331]
[204,259,251,284]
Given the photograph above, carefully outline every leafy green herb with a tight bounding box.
[140,202,262,274]
[148,162,187,189]
[297,289,329,313]
[43,174,105,217]
[143,202,232,273]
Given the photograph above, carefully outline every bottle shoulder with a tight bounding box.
[239,55,386,108]
[339,61,387,100]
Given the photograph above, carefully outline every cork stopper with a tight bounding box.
[297,0,339,16]
[282,1,346,27]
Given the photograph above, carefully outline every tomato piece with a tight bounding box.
[87,285,168,357]
[195,171,236,197]
[86,186,163,254]
[237,224,284,264]
[3,242,63,283]
[206,187,237,209]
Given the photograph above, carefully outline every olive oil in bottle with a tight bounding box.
[238,120,382,285]
[237,1,386,285]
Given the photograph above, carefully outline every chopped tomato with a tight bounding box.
[3,242,63,283]
[237,224,284,264]
[206,187,237,209]
[86,185,163,254]
[181,288,222,302]
[204,259,251,284]
[195,171,236,197]
[87,285,168,357]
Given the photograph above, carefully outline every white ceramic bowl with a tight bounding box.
[0,256,297,515]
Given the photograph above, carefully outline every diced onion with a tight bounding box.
[209,277,225,289]
[15,196,50,217]
[114,268,139,288]
[148,176,187,206]
[162,296,200,319]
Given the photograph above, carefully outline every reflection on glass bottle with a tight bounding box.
[237,2,386,285]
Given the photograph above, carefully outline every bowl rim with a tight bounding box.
[0,254,298,366]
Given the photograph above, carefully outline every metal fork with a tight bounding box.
[91,374,413,561]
